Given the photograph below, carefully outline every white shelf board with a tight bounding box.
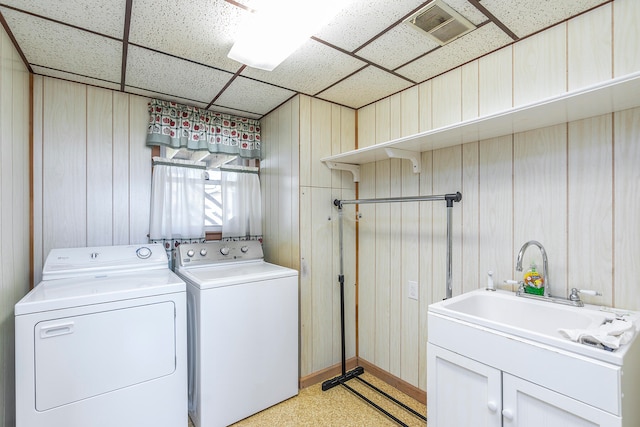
[321,72,640,165]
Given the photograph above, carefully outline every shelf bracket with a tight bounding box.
[324,161,361,182]
[385,148,421,174]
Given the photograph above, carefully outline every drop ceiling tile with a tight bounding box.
[480,0,608,38]
[241,39,366,95]
[124,87,209,109]
[207,105,262,121]
[227,0,259,9]
[129,0,245,73]
[355,0,489,70]
[32,66,121,91]
[317,66,413,109]
[315,0,426,52]
[444,0,490,25]
[0,7,122,82]
[214,77,296,116]
[396,23,512,83]
[356,22,440,71]
[1,0,126,38]
[122,86,263,120]
[125,45,234,104]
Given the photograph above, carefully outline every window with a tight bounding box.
[158,146,259,237]
[204,169,222,232]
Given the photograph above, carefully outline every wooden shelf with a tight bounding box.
[322,72,640,167]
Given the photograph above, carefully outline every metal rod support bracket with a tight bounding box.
[445,192,463,207]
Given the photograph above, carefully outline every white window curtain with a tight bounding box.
[221,165,262,241]
[150,157,206,266]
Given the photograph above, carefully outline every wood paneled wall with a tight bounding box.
[32,76,152,283]
[261,95,357,377]
[0,24,30,427]
[356,0,640,391]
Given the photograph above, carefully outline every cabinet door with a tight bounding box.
[502,373,621,427]
[427,344,502,427]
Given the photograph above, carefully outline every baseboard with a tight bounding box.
[298,357,426,405]
[298,357,358,389]
[356,358,426,405]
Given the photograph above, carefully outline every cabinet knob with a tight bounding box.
[502,409,514,420]
[487,401,498,412]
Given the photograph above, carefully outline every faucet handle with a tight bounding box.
[505,280,525,295]
[570,288,603,301]
[578,289,602,296]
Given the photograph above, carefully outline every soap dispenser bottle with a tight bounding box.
[523,261,544,295]
[486,270,495,291]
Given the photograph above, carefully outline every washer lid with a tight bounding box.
[177,261,298,289]
[15,269,185,315]
[42,244,169,281]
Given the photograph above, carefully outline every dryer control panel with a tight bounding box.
[42,244,168,281]
[176,240,264,267]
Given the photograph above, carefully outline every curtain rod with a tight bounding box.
[220,165,259,174]
[152,156,206,170]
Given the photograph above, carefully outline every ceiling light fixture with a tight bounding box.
[227,0,349,71]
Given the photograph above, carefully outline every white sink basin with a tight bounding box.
[429,289,640,364]
[441,290,608,336]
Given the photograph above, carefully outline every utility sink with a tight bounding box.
[429,289,640,364]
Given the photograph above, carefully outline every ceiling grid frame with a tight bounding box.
[0,0,612,118]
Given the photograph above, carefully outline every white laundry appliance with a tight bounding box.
[14,244,187,427]
[175,240,298,427]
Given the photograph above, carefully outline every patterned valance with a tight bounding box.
[146,99,261,159]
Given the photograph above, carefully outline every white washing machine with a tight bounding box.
[15,244,187,427]
[175,240,298,427]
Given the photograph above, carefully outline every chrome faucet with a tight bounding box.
[514,240,602,307]
[515,240,550,298]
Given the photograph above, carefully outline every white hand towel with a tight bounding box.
[558,319,635,350]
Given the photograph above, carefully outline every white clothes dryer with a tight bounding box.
[15,244,187,427]
[175,240,298,427]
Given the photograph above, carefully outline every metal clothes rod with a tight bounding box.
[323,191,462,426]
[333,192,460,208]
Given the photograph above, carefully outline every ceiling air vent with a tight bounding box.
[405,0,476,46]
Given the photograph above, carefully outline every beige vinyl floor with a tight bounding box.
[188,372,427,426]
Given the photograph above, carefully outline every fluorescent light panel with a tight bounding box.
[228,0,347,71]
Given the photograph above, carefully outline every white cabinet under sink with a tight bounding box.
[502,372,619,426]
[427,291,640,427]
[428,344,621,426]
[428,345,502,427]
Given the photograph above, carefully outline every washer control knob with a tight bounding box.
[136,247,152,259]
[241,246,249,253]
[200,248,208,256]
[187,249,195,257]
[220,247,230,256]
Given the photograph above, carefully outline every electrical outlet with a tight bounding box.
[408,281,418,300]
